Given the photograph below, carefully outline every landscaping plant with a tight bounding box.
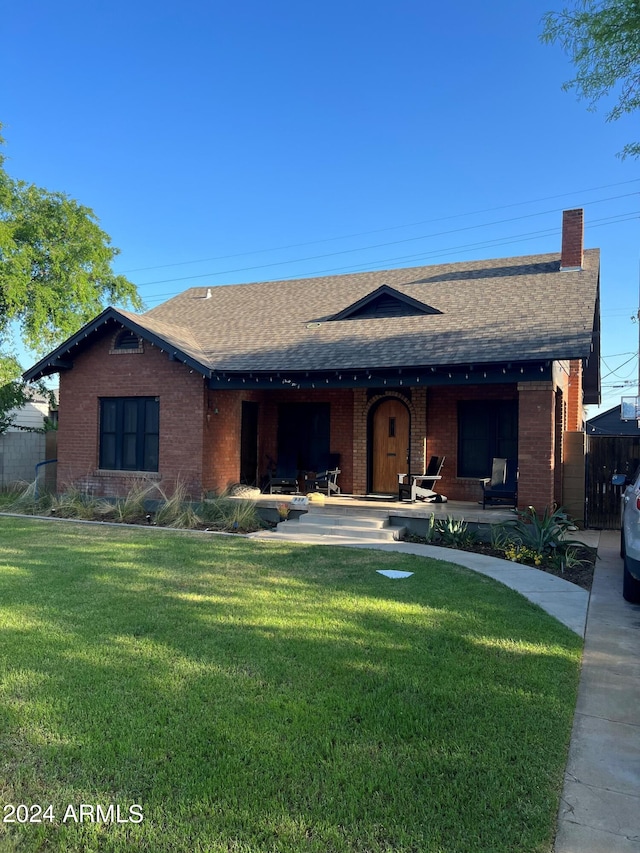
[3,478,263,534]
[433,515,477,548]
[502,505,587,563]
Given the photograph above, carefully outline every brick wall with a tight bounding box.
[56,329,578,512]
[204,388,355,493]
[566,359,584,431]
[57,329,207,497]
[425,385,519,502]
[517,382,557,510]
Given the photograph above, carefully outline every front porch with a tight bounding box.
[218,377,579,519]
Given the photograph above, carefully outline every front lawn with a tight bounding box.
[0,518,581,853]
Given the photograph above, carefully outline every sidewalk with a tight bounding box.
[554,530,640,852]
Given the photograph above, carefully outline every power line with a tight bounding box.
[135,193,639,290]
[141,212,640,306]
[601,353,638,381]
[121,177,640,275]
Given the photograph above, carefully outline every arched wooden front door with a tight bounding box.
[372,398,410,493]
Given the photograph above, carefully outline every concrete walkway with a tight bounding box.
[554,530,640,853]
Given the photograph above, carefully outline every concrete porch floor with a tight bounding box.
[253,492,529,526]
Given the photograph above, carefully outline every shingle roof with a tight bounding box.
[22,248,601,384]
[139,249,600,372]
[587,405,640,436]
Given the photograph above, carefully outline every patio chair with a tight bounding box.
[398,455,447,503]
[305,454,341,496]
[480,457,518,509]
[305,467,341,496]
[265,453,299,494]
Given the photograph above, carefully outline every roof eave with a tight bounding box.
[22,307,213,382]
[208,359,556,390]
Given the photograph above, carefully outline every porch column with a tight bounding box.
[566,359,584,431]
[411,386,427,474]
[352,389,368,494]
[517,382,556,512]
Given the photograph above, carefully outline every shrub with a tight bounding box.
[200,492,262,533]
[504,505,583,561]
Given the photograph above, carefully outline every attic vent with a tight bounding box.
[330,284,442,322]
[111,329,143,353]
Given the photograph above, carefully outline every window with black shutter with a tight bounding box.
[99,397,159,471]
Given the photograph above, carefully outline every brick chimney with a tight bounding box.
[560,208,584,270]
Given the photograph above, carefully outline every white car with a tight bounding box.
[613,469,640,602]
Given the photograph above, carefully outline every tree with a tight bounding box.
[541,0,640,158]
[0,124,142,431]
[1,126,142,352]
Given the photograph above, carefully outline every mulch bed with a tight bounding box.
[409,537,596,591]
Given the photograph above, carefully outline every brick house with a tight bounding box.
[24,209,600,512]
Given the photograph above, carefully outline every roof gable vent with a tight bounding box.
[112,328,142,352]
[330,284,442,321]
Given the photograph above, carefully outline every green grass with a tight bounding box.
[0,517,582,853]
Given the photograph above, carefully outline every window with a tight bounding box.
[277,403,330,472]
[99,397,159,471]
[457,400,518,478]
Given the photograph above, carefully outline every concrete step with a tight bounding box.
[299,514,389,530]
[301,504,393,521]
[277,516,406,542]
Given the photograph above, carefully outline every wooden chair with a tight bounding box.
[480,458,518,508]
[398,455,446,503]
[305,467,341,496]
[305,454,341,496]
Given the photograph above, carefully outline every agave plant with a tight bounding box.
[504,505,583,561]
[434,516,477,549]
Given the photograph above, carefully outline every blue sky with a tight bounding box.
[2,0,639,416]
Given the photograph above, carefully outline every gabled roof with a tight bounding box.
[587,405,640,436]
[23,306,213,381]
[328,284,442,321]
[24,249,601,397]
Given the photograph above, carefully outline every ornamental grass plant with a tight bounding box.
[2,479,262,534]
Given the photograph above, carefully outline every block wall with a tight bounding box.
[0,432,46,488]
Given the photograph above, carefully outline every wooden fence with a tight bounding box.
[585,435,640,529]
